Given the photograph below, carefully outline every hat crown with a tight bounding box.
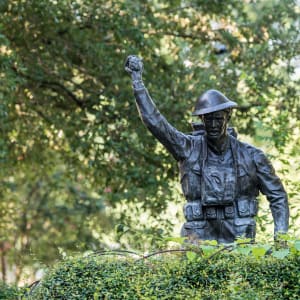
[192,89,238,116]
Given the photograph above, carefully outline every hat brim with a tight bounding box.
[192,101,238,116]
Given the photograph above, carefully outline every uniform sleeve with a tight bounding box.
[254,149,289,235]
[133,87,192,161]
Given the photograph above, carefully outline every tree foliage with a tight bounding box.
[0,0,299,282]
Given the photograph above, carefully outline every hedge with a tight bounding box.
[28,248,300,300]
[0,281,22,300]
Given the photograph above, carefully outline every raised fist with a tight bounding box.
[124,55,143,75]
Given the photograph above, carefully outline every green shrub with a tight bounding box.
[29,249,300,300]
[0,281,22,300]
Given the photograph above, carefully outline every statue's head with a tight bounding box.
[192,90,238,141]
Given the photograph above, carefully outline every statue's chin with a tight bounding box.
[207,132,228,145]
[207,134,221,141]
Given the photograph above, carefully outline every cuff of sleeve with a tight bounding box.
[133,87,147,94]
[132,80,145,90]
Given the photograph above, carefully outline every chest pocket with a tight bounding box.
[180,163,202,200]
[202,163,236,206]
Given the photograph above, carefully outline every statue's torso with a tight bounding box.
[180,135,259,243]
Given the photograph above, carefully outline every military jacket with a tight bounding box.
[133,87,289,236]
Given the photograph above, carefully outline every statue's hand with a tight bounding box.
[125,55,143,78]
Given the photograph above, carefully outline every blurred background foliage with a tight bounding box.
[0,0,299,283]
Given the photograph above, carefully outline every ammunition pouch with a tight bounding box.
[236,198,258,218]
[183,201,203,221]
[224,205,235,219]
[204,205,235,220]
[234,217,256,239]
[182,220,207,240]
[183,198,258,222]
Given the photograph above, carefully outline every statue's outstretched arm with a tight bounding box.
[125,55,192,161]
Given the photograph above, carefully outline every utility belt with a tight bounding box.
[183,198,258,221]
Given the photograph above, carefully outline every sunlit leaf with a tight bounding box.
[271,249,290,259]
[165,237,186,244]
[252,247,267,258]
[293,240,300,251]
[186,251,197,262]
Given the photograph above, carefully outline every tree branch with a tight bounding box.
[39,80,85,108]
[11,65,85,108]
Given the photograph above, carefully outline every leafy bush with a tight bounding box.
[0,281,22,300]
[29,242,300,300]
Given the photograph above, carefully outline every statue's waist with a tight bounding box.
[184,198,258,221]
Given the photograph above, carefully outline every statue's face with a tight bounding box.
[201,110,229,141]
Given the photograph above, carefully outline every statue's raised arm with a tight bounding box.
[125,55,193,162]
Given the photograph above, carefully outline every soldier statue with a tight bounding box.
[125,55,289,243]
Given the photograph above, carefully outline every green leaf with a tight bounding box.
[236,246,252,256]
[235,238,252,244]
[276,233,290,241]
[200,245,217,257]
[203,240,218,246]
[271,249,290,259]
[186,251,197,262]
[165,237,186,244]
[294,240,300,251]
[251,247,267,258]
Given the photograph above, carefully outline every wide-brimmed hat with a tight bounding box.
[192,89,238,116]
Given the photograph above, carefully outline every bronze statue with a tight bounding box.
[125,55,289,243]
